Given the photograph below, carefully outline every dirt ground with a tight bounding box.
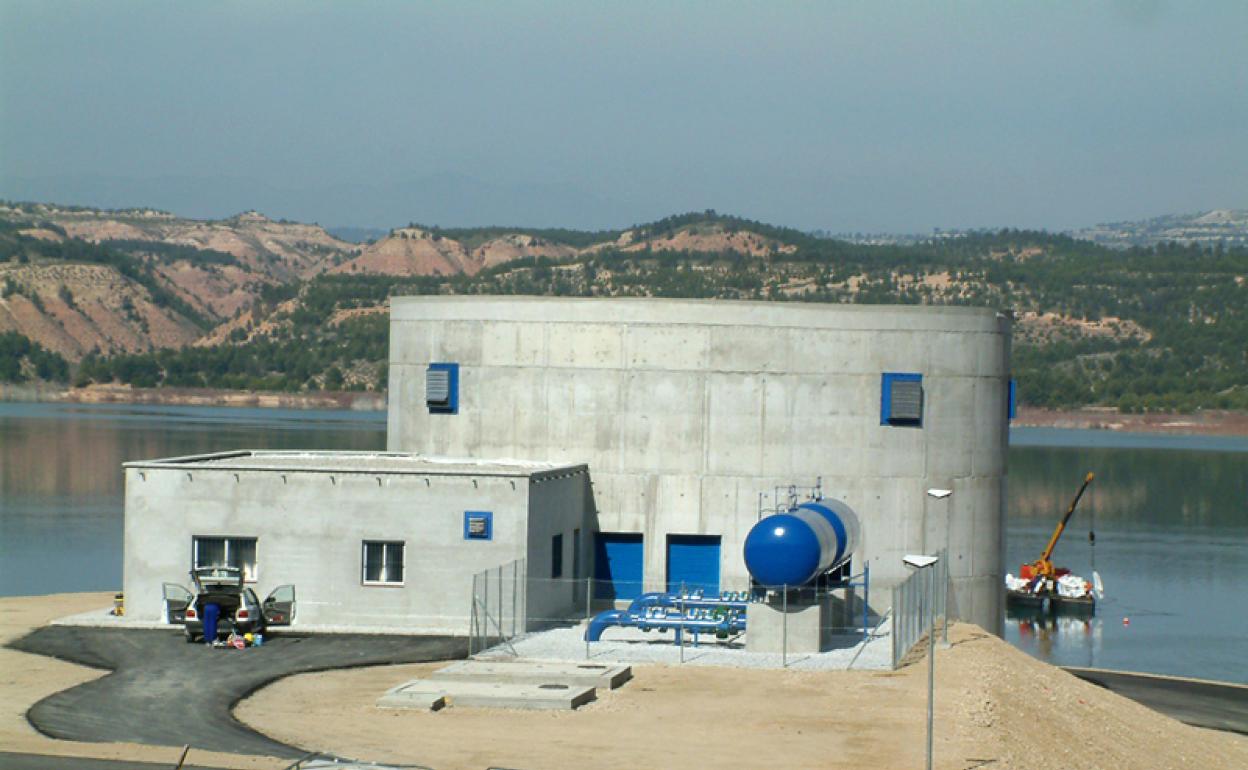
[0,593,283,769]
[5,595,1244,770]
[237,624,1248,770]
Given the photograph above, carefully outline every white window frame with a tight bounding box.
[191,536,258,583]
[362,540,406,586]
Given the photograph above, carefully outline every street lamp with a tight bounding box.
[904,552,940,770]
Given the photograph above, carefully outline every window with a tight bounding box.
[426,363,459,414]
[881,372,923,426]
[192,536,257,582]
[362,541,405,585]
[464,511,493,540]
[551,533,564,579]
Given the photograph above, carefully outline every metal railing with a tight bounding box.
[890,549,948,668]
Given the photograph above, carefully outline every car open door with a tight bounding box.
[162,583,192,624]
[262,584,295,626]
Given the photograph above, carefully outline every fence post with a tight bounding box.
[863,562,870,643]
[678,582,685,663]
[468,572,477,657]
[940,551,949,646]
[782,585,788,668]
[483,569,491,650]
[497,565,504,650]
[512,559,518,639]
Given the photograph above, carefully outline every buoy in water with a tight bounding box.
[1122,617,1130,626]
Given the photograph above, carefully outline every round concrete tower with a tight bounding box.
[388,297,1010,633]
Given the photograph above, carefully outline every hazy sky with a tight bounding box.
[2,1,1245,232]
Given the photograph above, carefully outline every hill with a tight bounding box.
[1075,209,1248,249]
[2,202,1245,413]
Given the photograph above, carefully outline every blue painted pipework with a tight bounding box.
[584,592,752,643]
[743,499,861,588]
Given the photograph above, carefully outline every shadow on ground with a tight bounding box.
[8,627,466,758]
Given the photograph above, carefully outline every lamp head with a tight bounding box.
[926,488,953,499]
[903,554,939,569]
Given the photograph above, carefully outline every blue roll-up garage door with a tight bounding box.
[594,532,643,600]
[666,535,721,595]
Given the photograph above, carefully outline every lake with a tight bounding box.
[2,402,1245,682]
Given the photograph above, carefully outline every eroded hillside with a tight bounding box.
[0,262,201,358]
[2,202,1245,412]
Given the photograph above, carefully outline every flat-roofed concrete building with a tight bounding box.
[388,297,1011,632]
[121,451,588,633]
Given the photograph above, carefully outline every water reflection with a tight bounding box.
[1008,612,1102,669]
[1,403,1245,682]
[0,402,385,597]
[1006,435,1248,683]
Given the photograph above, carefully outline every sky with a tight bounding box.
[1,1,1245,232]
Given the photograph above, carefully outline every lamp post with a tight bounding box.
[904,552,940,770]
[926,487,952,646]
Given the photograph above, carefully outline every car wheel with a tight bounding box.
[185,632,197,643]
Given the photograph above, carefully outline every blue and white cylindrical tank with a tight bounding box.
[744,499,861,587]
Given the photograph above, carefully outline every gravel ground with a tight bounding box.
[479,617,894,670]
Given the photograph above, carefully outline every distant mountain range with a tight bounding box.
[2,200,1245,413]
[824,209,1248,249]
[1072,209,1248,249]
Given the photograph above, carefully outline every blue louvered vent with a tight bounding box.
[881,372,923,426]
[426,363,459,414]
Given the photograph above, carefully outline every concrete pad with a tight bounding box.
[377,684,447,711]
[377,679,596,711]
[432,659,632,689]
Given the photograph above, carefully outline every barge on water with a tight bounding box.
[1006,472,1101,616]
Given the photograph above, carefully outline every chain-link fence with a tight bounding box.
[889,549,948,669]
[467,562,883,669]
[467,558,528,656]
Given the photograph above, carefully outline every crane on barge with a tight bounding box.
[1007,472,1101,614]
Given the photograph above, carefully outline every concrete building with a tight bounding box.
[121,451,589,632]
[388,297,1011,632]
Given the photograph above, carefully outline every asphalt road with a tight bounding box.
[1064,667,1248,735]
[0,751,232,770]
[8,627,465,759]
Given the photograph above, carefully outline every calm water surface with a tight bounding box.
[1,403,1245,682]
[0,402,385,597]
[1006,428,1248,683]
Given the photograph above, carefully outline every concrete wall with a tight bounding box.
[388,297,1011,633]
[123,456,589,633]
[524,469,591,628]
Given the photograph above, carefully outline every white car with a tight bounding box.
[163,566,295,642]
